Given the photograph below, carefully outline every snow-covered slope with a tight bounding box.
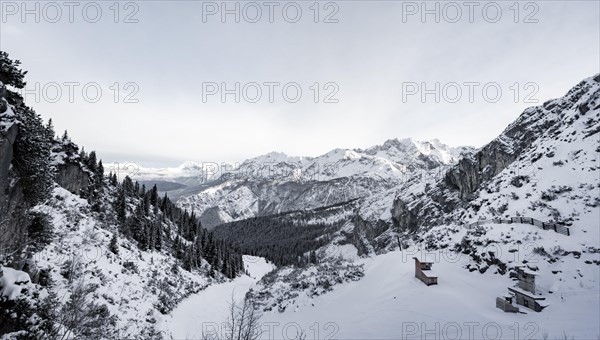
[361,74,600,242]
[160,219,599,339]
[160,256,275,339]
[25,186,227,338]
[0,184,225,338]
[1,78,247,338]
[256,221,599,339]
[179,74,600,339]
[448,76,600,228]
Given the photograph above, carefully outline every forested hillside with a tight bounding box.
[213,200,357,266]
[0,51,243,339]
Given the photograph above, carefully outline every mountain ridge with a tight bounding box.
[165,137,472,229]
[133,137,473,183]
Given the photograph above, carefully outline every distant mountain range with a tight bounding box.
[137,138,474,229]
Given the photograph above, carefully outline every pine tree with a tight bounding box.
[173,235,183,260]
[309,250,318,264]
[0,51,27,88]
[115,188,127,224]
[112,173,118,186]
[160,193,169,213]
[27,211,53,252]
[220,252,227,276]
[96,160,104,179]
[155,224,162,251]
[143,192,150,215]
[86,151,97,173]
[92,161,104,200]
[79,147,87,162]
[183,247,193,271]
[12,105,53,205]
[130,202,148,250]
[45,119,55,142]
[122,176,134,195]
[150,185,159,210]
[109,232,119,254]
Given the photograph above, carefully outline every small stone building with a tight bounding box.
[515,267,537,294]
[496,295,520,313]
[508,287,546,312]
[413,257,438,286]
[497,267,547,313]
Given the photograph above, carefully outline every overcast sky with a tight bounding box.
[1,0,598,167]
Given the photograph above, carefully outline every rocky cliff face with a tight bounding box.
[387,74,600,236]
[0,84,7,113]
[0,125,17,196]
[55,162,90,196]
[0,86,91,261]
[445,74,600,200]
[0,94,27,259]
[390,197,419,232]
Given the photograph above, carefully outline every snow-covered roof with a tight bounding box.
[508,286,545,299]
[515,266,540,276]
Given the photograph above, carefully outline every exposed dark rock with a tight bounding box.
[0,124,28,262]
[389,74,600,235]
[445,119,538,199]
[0,124,18,188]
[391,198,419,232]
[349,215,389,255]
[445,75,600,200]
[579,103,590,114]
[55,162,90,196]
[0,84,6,113]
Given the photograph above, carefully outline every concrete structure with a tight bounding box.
[413,257,438,286]
[496,296,520,313]
[508,287,546,312]
[497,267,547,313]
[515,267,537,294]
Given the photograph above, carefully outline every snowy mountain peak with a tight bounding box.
[363,137,471,168]
[178,160,202,171]
[170,137,473,229]
[342,149,362,161]
[244,151,301,165]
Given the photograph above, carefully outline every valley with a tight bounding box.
[0,51,598,339]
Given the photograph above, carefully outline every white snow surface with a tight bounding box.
[0,266,32,299]
[26,186,224,338]
[160,256,275,339]
[258,246,598,339]
[160,221,599,340]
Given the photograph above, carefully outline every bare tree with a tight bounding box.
[204,294,263,340]
[57,278,115,340]
[0,215,28,266]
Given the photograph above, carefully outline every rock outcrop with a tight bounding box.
[0,117,27,260]
[391,74,600,233]
[391,198,420,232]
[55,162,90,196]
[445,75,600,200]
[0,83,7,113]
